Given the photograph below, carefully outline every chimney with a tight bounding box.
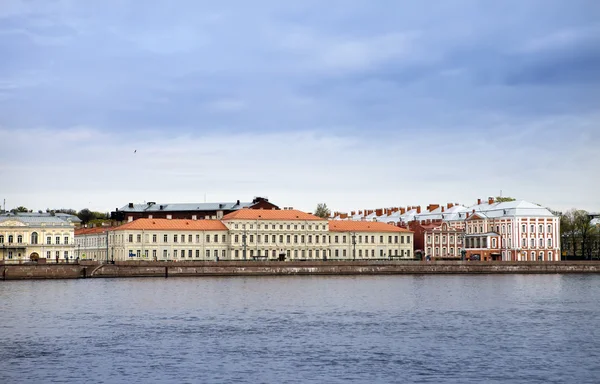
[488,197,495,205]
[477,198,482,205]
[417,206,421,214]
[441,206,445,212]
[400,208,406,214]
[427,204,440,212]
[128,202,134,208]
[340,213,348,219]
[466,212,470,218]
[351,211,355,216]
[447,203,453,209]
[376,209,383,216]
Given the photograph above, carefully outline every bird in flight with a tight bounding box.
[134,150,137,153]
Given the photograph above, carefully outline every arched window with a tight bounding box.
[17,235,23,243]
[31,232,38,244]
[8,235,14,243]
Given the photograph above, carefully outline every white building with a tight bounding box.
[0,213,76,263]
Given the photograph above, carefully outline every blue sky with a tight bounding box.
[1,0,598,213]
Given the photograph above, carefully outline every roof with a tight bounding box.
[0,214,74,226]
[113,218,228,231]
[75,227,113,235]
[118,201,254,212]
[328,220,411,233]
[467,200,556,219]
[222,209,325,221]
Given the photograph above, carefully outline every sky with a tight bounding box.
[1,0,599,214]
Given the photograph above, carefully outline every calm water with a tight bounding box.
[1,275,600,383]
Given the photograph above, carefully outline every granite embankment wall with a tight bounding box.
[2,261,600,280]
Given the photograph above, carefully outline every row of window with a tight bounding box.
[521,238,553,248]
[427,247,458,257]
[5,250,70,260]
[125,248,412,260]
[233,223,328,231]
[128,233,228,244]
[427,235,459,244]
[0,234,70,245]
[467,223,554,235]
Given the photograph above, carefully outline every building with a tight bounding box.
[464,198,560,261]
[109,218,229,261]
[222,208,329,260]
[75,208,414,262]
[328,221,413,259]
[330,197,560,262]
[74,226,112,261]
[110,197,278,223]
[0,213,76,263]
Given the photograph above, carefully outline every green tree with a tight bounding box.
[495,196,516,203]
[10,206,30,213]
[561,209,595,259]
[314,203,331,219]
[77,208,94,224]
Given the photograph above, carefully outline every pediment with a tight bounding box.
[0,220,26,227]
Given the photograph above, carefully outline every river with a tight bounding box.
[1,275,599,383]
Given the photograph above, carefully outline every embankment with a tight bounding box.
[2,260,600,280]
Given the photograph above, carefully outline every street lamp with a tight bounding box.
[242,228,247,261]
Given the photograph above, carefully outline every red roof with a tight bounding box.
[328,220,412,233]
[113,218,228,231]
[75,227,113,235]
[222,208,324,221]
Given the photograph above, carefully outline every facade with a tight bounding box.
[74,227,111,261]
[464,199,560,261]
[0,213,76,263]
[328,221,413,259]
[74,208,414,262]
[109,219,229,261]
[222,209,329,260]
[111,197,278,223]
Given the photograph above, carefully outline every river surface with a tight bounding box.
[1,275,599,383]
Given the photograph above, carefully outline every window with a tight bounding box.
[539,225,543,233]
[407,250,410,257]
[342,250,346,257]
[206,235,210,243]
[301,235,305,243]
[547,224,552,233]
[308,235,312,243]
[371,250,375,257]
[530,224,535,233]
[0,235,3,243]
[206,250,210,258]
[189,235,193,243]
[196,234,200,242]
[335,250,339,257]
[388,236,392,244]
[450,236,454,243]
[548,251,553,261]
[164,234,168,243]
[294,235,298,243]
[522,238,527,247]
[522,224,526,233]
[31,232,38,244]
[395,236,398,244]
[380,236,383,243]
[47,251,51,258]
[188,250,192,258]
[442,247,446,256]
[55,236,60,245]
[539,238,544,247]
[174,235,178,243]
[286,235,291,243]
[196,250,200,258]
[371,236,375,243]
[152,234,157,243]
[174,250,178,258]
[530,239,535,248]
[480,226,483,233]
[316,250,320,258]
[435,236,439,244]
[17,235,23,243]
[222,250,226,258]
[235,235,239,243]
[380,249,383,257]
[502,225,506,234]
[214,234,218,242]
[548,238,552,247]
[335,235,339,243]
[365,236,369,244]
[64,251,69,259]
[442,236,446,243]
[222,235,226,243]
[181,235,185,243]
[137,234,141,243]
[492,239,497,248]
[235,250,239,258]
[272,235,276,243]
[153,250,157,258]
[407,236,410,244]
[279,235,283,243]
[163,250,168,258]
[250,235,254,243]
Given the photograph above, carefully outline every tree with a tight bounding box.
[10,206,30,213]
[561,209,595,259]
[495,196,516,203]
[77,208,94,224]
[314,203,331,219]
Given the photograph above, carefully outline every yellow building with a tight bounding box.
[328,220,413,259]
[0,213,76,263]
